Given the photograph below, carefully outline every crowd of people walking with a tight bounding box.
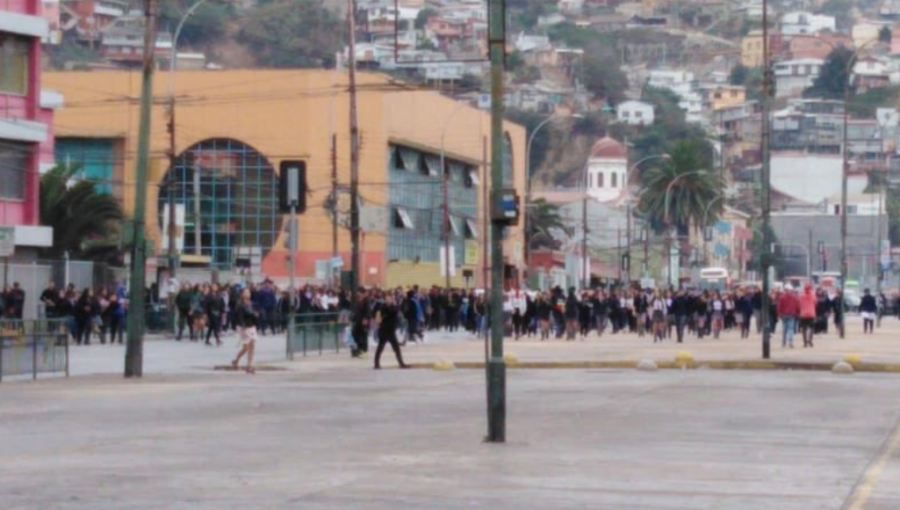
[19,275,899,374]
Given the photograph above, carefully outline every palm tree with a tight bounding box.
[527,198,572,250]
[39,165,124,260]
[637,139,724,233]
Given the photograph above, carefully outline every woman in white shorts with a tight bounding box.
[232,289,259,374]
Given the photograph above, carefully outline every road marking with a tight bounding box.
[843,411,900,510]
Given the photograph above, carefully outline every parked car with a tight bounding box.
[843,288,861,312]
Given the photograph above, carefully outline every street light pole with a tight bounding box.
[760,0,772,359]
[702,194,723,265]
[663,169,706,289]
[524,114,582,275]
[166,0,214,261]
[440,102,468,289]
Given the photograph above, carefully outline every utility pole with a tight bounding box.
[331,133,338,287]
[643,227,649,278]
[442,154,451,289]
[760,0,773,359]
[348,0,361,299]
[582,196,589,289]
[486,0,506,444]
[482,135,489,289]
[808,229,813,281]
[166,98,177,279]
[839,51,850,339]
[626,203,632,283]
[617,226,622,284]
[125,0,157,378]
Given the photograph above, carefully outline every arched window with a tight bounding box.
[158,138,281,268]
[611,172,618,188]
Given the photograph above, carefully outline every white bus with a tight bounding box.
[697,267,730,292]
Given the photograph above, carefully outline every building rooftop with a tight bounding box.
[590,136,627,159]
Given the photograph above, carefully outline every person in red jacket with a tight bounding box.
[798,284,817,348]
[777,285,800,348]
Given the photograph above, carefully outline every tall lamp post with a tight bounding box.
[623,153,669,283]
[440,101,469,289]
[809,37,880,339]
[702,193,723,265]
[164,0,220,275]
[524,113,583,275]
[663,169,707,288]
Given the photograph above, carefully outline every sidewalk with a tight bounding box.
[32,315,900,379]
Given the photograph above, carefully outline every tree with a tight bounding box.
[637,139,722,233]
[847,86,900,117]
[626,86,713,167]
[729,64,749,86]
[39,165,124,260]
[820,0,854,30]
[527,199,572,250]
[415,7,438,30]
[804,46,854,100]
[239,0,345,68]
[159,0,233,46]
[746,222,785,276]
[583,42,628,105]
[508,0,557,30]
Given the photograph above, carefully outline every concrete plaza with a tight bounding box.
[2,315,900,509]
[41,315,900,379]
[2,368,899,510]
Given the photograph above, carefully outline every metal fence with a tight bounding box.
[286,313,348,360]
[0,319,69,381]
[2,259,118,320]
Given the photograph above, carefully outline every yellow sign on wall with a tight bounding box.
[465,241,479,265]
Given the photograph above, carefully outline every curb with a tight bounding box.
[409,360,900,374]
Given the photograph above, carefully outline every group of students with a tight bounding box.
[1,282,26,320]
[168,279,347,345]
[498,283,874,346]
[39,281,128,345]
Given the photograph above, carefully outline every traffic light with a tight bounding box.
[621,252,630,272]
[279,160,307,213]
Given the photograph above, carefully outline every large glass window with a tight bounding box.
[388,143,478,265]
[55,138,117,194]
[157,139,280,268]
[0,141,28,199]
[0,35,29,95]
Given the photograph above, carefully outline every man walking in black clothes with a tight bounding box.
[374,293,410,369]
[204,285,225,346]
[41,282,58,319]
[671,289,688,343]
[351,288,372,358]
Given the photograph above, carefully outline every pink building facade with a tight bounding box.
[1,0,56,256]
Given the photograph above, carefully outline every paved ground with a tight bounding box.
[46,315,900,378]
[1,369,899,510]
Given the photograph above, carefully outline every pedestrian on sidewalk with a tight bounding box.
[777,285,800,348]
[374,293,410,370]
[799,284,817,348]
[861,288,877,334]
[231,289,258,374]
[204,284,225,346]
[175,283,193,341]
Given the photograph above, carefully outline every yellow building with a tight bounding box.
[741,30,765,67]
[707,85,746,111]
[45,70,526,289]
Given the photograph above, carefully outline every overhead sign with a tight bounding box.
[0,227,14,257]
